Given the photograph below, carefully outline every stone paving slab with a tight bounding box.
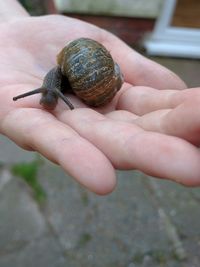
[146,177,200,264]
[0,177,46,253]
[0,135,36,164]
[37,161,199,267]
[152,57,200,88]
[0,134,200,266]
[0,235,66,267]
[0,168,68,267]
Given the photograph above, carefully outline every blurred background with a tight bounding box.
[0,1,200,267]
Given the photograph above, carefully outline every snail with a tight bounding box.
[13,38,123,110]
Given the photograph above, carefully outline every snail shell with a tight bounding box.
[57,38,123,107]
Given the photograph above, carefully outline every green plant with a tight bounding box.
[11,158,46,203]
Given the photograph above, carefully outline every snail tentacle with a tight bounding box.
[13,88,46,101]
[54,88,74,110]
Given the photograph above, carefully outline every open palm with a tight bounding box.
[1,14,200,194]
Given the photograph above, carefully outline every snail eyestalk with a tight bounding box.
[13,86,74,110]
[54,88,74,110]
[13,88,46,101]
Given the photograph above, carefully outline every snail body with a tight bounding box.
[13,38,123,110]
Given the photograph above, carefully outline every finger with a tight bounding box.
[1,108,116,195]
[57,108,200,186]
[103,33,186,90]
[117,86,177,115]
[134,96,200,146]
[106,110,139,122]
[117,86,200,115]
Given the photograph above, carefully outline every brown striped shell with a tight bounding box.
[57,38,123,107]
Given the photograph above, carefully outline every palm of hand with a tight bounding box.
[0,15,200,194]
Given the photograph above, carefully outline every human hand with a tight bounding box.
[0,9,199,194]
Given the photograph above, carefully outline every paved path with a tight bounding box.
[0,133,200,267]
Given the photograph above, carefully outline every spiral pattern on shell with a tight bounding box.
[57,38,123,107]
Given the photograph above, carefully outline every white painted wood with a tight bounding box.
[54,0,163,18]
[144,0,200,58]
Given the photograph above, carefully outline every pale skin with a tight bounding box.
[0,0,200,194]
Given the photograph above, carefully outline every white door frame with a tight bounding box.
[144,0,200,58]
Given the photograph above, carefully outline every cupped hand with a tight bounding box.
[0,14,200,195]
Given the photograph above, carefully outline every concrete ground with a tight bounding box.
[0,56,200,267]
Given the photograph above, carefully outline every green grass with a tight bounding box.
[132,248,184,265]
[77,233,92,247]
[11,158,46,204]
